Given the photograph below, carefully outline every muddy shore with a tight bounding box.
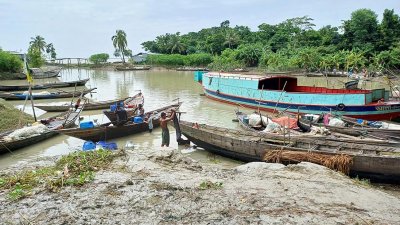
[1,148,400,225]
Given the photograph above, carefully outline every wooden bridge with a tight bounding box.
[47,58,89,65]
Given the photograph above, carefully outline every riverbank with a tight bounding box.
[0,99,34,132]
[1,148,400,224]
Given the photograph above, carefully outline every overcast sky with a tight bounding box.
[0,0,399,58]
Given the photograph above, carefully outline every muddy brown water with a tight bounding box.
[0,69,398,182]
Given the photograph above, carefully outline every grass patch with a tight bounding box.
[198,181,223,190]
[0,149,124,201]
[0,99,34,132]
[353,176,371,187]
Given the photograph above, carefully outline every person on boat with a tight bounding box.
[115,104,128,125]
[160,110,175,147]
[137,104,145,118]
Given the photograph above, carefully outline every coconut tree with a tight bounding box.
[224,30,240,49]
[112,30,128,62]
[29,35,47,53]
[169,33,185,54]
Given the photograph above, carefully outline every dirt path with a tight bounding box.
[1,148,399,225]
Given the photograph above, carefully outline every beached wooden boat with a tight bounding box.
[0,108,83,154]
[0,78,89,92]
[35,92,143,112]
[0,88,96,100]
[176,67,209,71]
[56,103,181,142]
[115,66,151,71]
[194,72,400,120]
[236,110,399,147]
[102,94,145,125]
[179,120,400,182]
[318,115,400,142]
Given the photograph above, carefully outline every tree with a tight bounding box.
[342,9,380,53]
[89,53,109,65]
[29,36,47,53]
[112,30,128,62]
[27,47,45,68]
[169,33,186,54]
[45,43,57,60]
[379,9,400,50]
[0,50,23,73]
[224,30,240,49]
[235,43,263,67]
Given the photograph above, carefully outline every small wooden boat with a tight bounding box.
[0,88,96,100]
[30,67,62,79]
[322,115,400,142]
[102,94,145,125]
[179,120,400,182]
[0,107,84,154]
[0,78,89,92]
[115,66,151,71]
[35,92,143,112]
[56,103,181,142]
[176,67,209,71]
[236,111,399,146]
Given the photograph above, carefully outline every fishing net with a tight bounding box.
[263,150,353,174]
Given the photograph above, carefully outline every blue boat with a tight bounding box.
[194,71,400,121]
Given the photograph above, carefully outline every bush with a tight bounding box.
[27,47,45,68]
[146,53,213,67]
[0,50,23,73]
[183,53,213,66]
[89,53,109,65]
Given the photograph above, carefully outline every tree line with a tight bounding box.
[141,9,400,72]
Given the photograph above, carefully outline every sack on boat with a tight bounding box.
[248,114,262,126]
[310,126,330,135]
[272,117,298,129]
[263,121,281,133]
[380,122,400,130]
[22,91,51,96]
[5,124,50,140]
[303,114,320,123]
[328,118,345,127]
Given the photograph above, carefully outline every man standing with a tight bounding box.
[160,109,175,147]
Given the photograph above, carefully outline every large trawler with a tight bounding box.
[195,71,400,120]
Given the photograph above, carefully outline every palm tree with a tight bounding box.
[169,33,185,54]
[224,30,240,49]
[112,30,128,62]
[29,35,46,53]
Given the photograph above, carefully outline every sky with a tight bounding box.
[0,0,399,58]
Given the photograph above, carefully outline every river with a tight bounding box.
[0,68,396,169]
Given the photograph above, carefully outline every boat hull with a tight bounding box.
[204,88,400,121]
[0,79,89,92]
[179,121,400,183]
[0,88,95,100]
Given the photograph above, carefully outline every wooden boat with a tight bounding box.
[30,67,62,79]
[56,103,181,142]
[35,92,143,112]
[176,67,209,71]
[0,107,84,154]
[236,110,399,147]
[0,78,89,92]
[115,65,151,71]
[194,72,400,120]
[102,93,145,125]
[179,120,400,182]
[0,88,96,100]
[316,115,400,142]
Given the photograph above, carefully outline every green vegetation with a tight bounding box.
[0,99,34,132]
[0,149,124,201]
[0,50,23,73]
[112,30,130,62]
[142,9,400,72]
[28,35,57,67]
[353,176,371,187]
[147,53,212,67]
[89,53,110,65]
[198,180,223,190]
